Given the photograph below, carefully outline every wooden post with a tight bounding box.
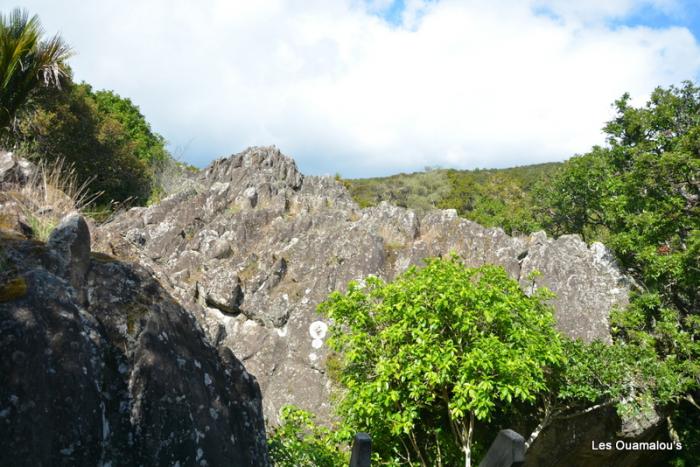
[349,432,372,467]
[478,429,525,467]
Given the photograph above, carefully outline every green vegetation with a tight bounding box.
[3,8,698,465]
[270,261,693,467]
[92,90,169,167]
[268,405,349,467]
[1,8,180,208]
[318,259,565,467]
[9,81,162,204]
[343,168,452,211]
[437,164,560,234]
[535,81,700,465]
[343,163,560,234]
[272,83,699,465]
[0,8,71,132]
[264,258,665,467]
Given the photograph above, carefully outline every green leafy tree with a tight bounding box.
[536,81,700,462]
[268,405,348,467]
[319,257,565,467]
[0,8,71,132]
[11,81,153,203]
[93,90,168,167]
[525,336,690,450]
[538,82,699,314]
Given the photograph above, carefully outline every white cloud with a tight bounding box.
[10,0,700,176]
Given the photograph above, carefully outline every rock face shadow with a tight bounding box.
[0,214,269,466]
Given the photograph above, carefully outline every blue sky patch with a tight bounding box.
[380,0,406,26]
[610,2,700,39]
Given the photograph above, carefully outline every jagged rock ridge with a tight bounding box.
[94,146,630,431]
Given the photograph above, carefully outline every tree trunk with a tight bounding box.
[464,412,475,467]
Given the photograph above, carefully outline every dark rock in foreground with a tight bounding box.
[522,404,672,467]
[0,214,268,466]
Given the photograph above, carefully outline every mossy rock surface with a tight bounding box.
[0,276,28,302]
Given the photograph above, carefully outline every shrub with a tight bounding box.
[268,405,348,467]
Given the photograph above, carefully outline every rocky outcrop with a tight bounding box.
[0,214,269,466]
[0,150,36,189]
[94,146,630,432]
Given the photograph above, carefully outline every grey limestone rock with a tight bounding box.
[0,150,36,189]
[94,146,631,435]
[47,213,91,293]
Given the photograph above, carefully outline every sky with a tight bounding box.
[5,0,700,177]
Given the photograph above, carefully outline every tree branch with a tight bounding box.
[557,400,615,420]
[686,394,700,411]
[526,400,614,450]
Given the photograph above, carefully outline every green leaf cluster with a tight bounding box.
[92,90,168,167]
[556,337,687,415]
[318,257,565,466]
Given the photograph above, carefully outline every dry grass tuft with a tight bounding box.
[7,158,101,241]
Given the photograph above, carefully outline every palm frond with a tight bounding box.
[0,8,71,130]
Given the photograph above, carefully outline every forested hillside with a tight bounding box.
[343,162,561,234]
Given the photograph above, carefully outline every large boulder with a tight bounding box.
[0,215,269,466]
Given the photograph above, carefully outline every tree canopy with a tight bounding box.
[319,258,565,467]
[536,81,700,464]
[1,8,172,207]
[9,81,158,204]
[92,90,169,167]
